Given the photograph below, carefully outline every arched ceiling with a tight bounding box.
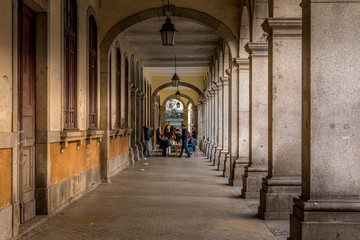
[122,17,220,73]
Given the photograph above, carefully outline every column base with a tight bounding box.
[230,158,248,187]
[223,153,232,179]
[132,145,140,161]
[210,144,218,165]
[258,177,301,220]
[207,143,214,159]
[289,197,360,240]
[214,146,222,167]
[241,165,268,199]
[205,142,210,156]
[128,147,134,164]
[217,149,227,172]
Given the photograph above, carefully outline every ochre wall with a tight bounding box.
[50,140,100,186]
[0,149,12,209]
[109,135,129,160]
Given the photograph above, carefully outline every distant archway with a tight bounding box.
[153,82,202,97]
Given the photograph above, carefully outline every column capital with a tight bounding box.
[235,58,249,70]
[141,93,145,98]
[136,91,142,97]
[131,87,138,93]
[262,18,302,38]
[220,76,230,85]
[209,89,215,95]
[245,42,268,57]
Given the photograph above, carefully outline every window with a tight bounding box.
[88,16,97,129]
[116,48,121,128]
[64,0,77,129]
[124,57,129,128]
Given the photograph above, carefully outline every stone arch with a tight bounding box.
[100,7,238,62]
[162,93,195,108]
[153,82,202,97]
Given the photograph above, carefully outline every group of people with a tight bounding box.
[156,124,197,158]
[142,124,197,158]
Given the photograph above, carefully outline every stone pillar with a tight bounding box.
[207,90,215,158]
[289,2,360,239]
[160,105,166,130]
[230,58,250,186]
[183,108,189,129]
[225,59,239,178]
[242,42,268,199]
[210,87,219,164]
[135,91,142,158]
[258,18,302,220]
[140,93,145,152]
[215,83,223,167]
[218,77,229,172]
[193,105,198,132]
[130,87,139,161]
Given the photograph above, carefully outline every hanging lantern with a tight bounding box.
[171,55,180,87]
[175,90,180,100]
[176,101,181,108]
[160,0,176,46]
[160,18,176,46]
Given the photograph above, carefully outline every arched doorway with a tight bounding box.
[165,99,184,129]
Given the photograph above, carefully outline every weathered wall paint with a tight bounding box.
[0,149,12,209]
[50,140,100,186]
[109,136,129,160]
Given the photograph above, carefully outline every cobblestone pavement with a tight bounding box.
[20,154,277,240]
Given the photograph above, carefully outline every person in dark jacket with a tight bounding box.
[159,134,171,156]
[143,126,152,157]
[156,127,161,145]
[192,128,197,140]
[179,124,191,158]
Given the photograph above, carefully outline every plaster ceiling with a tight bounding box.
[123,16,220,76]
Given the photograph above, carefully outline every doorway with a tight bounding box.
[19,2,36,223]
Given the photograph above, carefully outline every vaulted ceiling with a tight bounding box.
[123,16,220,77]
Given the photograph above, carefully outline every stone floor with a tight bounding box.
[20,153,287,240]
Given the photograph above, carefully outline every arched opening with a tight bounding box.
[187,103,193,130]
[165,99,184,129]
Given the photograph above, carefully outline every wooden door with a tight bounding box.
[19,3,36,223]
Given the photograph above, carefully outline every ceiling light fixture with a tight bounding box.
[160,0,176,46]
[171,55,180,87]
[175,87,181,100]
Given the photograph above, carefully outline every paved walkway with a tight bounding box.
[21,154,278,240]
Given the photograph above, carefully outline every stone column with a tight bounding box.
[230,58,250,186]
[225,59,239,178]
[207,90,215,158]
[211,87,219,164]
[131,87,139,161]
[140,93,145,152]
[242,42,268,199]
[135,91,142,158]
[193,105,198,132]
[159,105,166,130]
[183,108,189,129]
[289,2,360,239]
[218,77,229,172]
[215,83,223,167]
[258,18,302,220]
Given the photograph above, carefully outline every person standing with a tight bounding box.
[156,127,161,145]
[179,124,191,158]
[143,126,152,157]
[192,128,197,140]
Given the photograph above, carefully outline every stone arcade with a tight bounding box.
[0,0,359,239]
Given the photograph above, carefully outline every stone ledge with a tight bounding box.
[294,197,360,212]
[262,177,301,186]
